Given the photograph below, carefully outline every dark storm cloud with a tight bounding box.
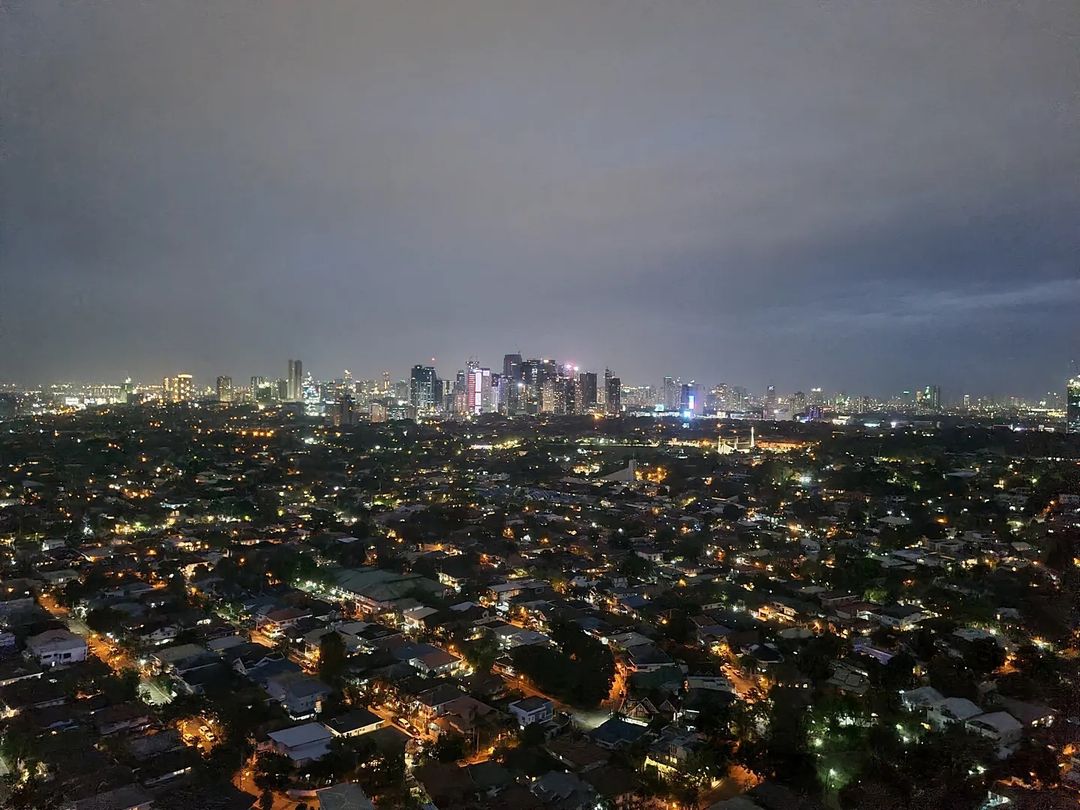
[2,0,1078,395]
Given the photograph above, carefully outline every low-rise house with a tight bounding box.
[262,722,333,765]
[996,697,1056,729]
[644,725,713,782]
[590,716,650,750]
[900,686,944,712]
[26,628,87,667]
[509,696,554,727]
[873,603,925,631]
[92,702,153,735]
[265,672,332,719]
[324,708,384,738]
[928,697,983,730]
[966,711,1023,754]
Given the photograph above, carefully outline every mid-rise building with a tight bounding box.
[163,373,194,403]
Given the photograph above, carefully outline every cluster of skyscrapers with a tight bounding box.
[400,356,621,420]
[147,359,1080,433]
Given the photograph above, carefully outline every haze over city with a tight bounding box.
[3,1,1079,395]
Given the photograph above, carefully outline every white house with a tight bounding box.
[508,696,554,727]
[262,722,333,765]
[927,697,982,730]
[26,629,87,667]
[966,711,1023,754]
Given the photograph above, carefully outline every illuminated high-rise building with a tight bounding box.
[502,354,524,414]
[503,353,522,381]
[604,370,621,415]
[163,373,194,403]
[577,371,598,414]
[921,384,942,410]
[1067,377,1080,434]
[410,365,439,411]
[216,376,233,403]
[680,381,702,415]
[466,364,493,415]
[662,376,681,411]
[287,359,303,402]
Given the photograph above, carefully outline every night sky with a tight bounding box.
[3,1,1078,396]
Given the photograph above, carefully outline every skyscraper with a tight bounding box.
[287,359,303,402]
[216,376,233,403]
[466,364,493,415]
[662,376,681,411]
[577,371,598,414]
[502,353,523,381]
[502,354,524,414]
[1067,377,1080,434]
[410,365,439,411]
[605,371,621,415]
[921,385,942,410]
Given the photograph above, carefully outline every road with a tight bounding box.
[38,591,134,674]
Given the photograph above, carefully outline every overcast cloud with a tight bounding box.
[2,0,1078,396]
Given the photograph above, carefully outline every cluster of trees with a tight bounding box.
[253,735,405,797]
[510,620,615,707]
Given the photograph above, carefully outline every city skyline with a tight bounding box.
[1,351,1072,405]
[3,2,1079,395]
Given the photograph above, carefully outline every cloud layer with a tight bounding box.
[2,1,1078,396]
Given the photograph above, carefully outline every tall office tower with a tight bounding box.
[963,393,971,411]
[1067,377,1080,434]
[680,382,701,414]
[216,376,233,403]
[465,365,493,415]
[792,391,807,414]
[605,373,621,415]
[250,376,265,399]
[286,359,303,401]
[503,353,523,381]
[922,385,942,410]
[577,371,598,414]
[808,387,824,407]
[410,365,438,411]
[662,376,681,411]
[765,385,777,412]
[539,378,557,414]
[276,379,289,401]
[501,354,523,414]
